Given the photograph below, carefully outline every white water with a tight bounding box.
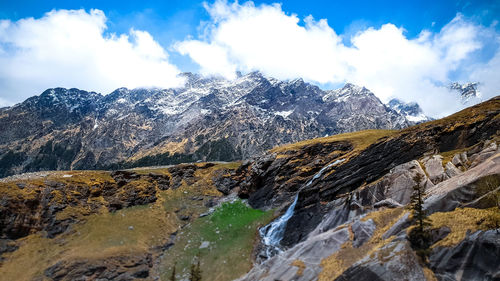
[259,159,345,257]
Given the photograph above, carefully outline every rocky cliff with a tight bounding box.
[234,95,500,281]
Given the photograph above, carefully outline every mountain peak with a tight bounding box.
[387,98,431,123]
[449,82,480,103]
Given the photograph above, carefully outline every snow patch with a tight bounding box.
[406,114,428,122]
[274,110,293,118]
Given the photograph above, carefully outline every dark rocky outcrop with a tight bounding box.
[430,230,500,281]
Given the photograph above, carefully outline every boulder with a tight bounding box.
[469,142,498,169]
[352,219,376,248]
[423,155,449,184]
[425,153,500,214]
[452,152,468,169]
[445,162,462,178]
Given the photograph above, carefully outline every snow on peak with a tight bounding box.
[323,83,372,102]
[387,98,431,123]
[449,82,480,103]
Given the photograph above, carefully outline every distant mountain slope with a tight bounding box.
[0,72,416,177]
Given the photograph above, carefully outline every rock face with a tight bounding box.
[430,230,500,281]
[335,239,428,281]
[0,171,162,240]
[0,73,414,178]
[423,155,449,184]
[0,162,240,281]
[0,163,217,241]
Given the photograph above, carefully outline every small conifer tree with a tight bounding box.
[408,173,432,261]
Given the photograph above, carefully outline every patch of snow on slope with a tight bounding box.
[274,110,294,118]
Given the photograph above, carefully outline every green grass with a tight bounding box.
[159,200,273,281]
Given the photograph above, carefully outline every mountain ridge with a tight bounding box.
[0,72,427,178]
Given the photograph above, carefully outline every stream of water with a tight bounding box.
[259,158,345,257]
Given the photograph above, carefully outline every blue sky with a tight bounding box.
[0,0,499,117]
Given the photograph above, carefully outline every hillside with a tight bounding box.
[0,96,499,281]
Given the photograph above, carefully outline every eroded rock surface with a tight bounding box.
[430,230,500,281]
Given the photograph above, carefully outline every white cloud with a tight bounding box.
[176,1,349,83]
[0,9,184,105]
[177,1,500,117]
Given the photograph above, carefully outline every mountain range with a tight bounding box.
[0,72,431,178]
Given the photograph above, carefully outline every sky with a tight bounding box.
[0,0,499,117]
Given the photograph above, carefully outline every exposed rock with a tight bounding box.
[425,153,500,214]
[445,161,462,178]
[351,219,376,248]
[212,169,239,195]
[430,226,451,245]
[334,240,427,281]
[469,141,499,168]
[373,198,403,208]
[0,239,18,262]
[239,227,351,281]
[168,164,197,189]
[307,197,361,237]
[430,230,500,281]
[0,163,221,240]
[382,212,411,240]
[423,155,449,184]
[358,160,433,207]
[451,152,468,168]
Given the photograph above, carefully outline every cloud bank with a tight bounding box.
[176,1,500,117]
[0,9,184,107]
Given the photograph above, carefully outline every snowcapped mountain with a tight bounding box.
[0,72,424,177]
[450,82,480,103]
[387,98,432,123]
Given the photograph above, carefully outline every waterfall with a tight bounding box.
[259,194,299,257]
[259,159,345,258]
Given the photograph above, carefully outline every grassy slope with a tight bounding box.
[158,200,273,281]
[0,162,272,281]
